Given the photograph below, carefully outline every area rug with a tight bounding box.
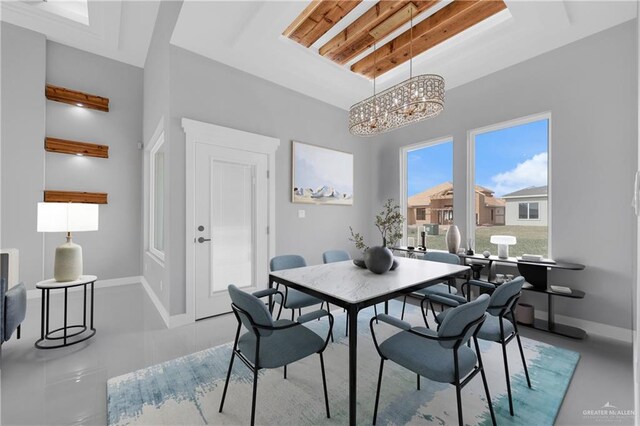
[107,301,579,425]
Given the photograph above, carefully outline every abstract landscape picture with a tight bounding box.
[292,141,353,205]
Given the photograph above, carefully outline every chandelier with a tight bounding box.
[349,11,445,137]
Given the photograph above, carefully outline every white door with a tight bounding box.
[195,143,269,319]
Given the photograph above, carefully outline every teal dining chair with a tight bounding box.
[370,294,496,426]
[219,285,334,426]
[270,255,326,321]
[400,251,461,324]
[425,276,532,416]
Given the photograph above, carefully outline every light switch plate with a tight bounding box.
[298,209,306,218]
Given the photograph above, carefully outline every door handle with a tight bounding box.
[197,237,212,243]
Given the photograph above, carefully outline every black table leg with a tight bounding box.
[40,289,45,340]
[548,293,554,329]
[46,289,50,335]
[90,281,95,330]
[63,288,68,346]
[83,284,87,327]
[348,304,358,426]
[384,301,388,315]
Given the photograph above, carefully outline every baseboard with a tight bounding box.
[139,276,171,329]
[27,275,141,299]
[534,309,632,343]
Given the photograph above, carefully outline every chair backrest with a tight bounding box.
[438,293,490,349]
[322,250,351,264]
[228,285,274,336]
[488,276,524,316]
[270,255,306,271]
[423,251,460,265]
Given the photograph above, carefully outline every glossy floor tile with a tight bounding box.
[0,283,633,425]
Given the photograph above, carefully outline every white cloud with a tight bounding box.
[491,152,547,196]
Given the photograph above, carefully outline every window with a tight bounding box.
[471,115,549,257]
[518,202,539,220]
[149,132,165,260]
[402,138,453,250]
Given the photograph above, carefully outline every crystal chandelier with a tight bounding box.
[349,11,445,137]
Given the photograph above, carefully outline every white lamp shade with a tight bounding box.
[37,203,99,233]
[490,235,517,245]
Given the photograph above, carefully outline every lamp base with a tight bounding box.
[497,244,509,259]
[54,235,83,282]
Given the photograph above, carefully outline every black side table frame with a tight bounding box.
[35,276,97,349]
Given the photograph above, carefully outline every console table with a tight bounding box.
[458,254,586,339]
[35,275,97,349]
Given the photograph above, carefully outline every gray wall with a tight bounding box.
[45,42,143,283]
[1,23,144,290]
[1,23,46,288]
[372,20,638,329]
[165,47,374,315]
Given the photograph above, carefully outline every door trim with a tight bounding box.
[183,118,280,324]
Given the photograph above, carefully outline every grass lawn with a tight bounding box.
[407,225,548,257]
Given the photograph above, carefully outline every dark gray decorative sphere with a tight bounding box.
[364,246,394,274]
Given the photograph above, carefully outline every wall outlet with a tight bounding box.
[298,209,306,219]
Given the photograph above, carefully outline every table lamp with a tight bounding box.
[490,235,517,259]
[37,202,99,282]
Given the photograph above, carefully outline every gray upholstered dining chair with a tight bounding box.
[270,255,326,320]
[370,294,495,426]
[322,249,378,336]
[219,285,334,426]
[426,276,532,416]
[400,251,461,323]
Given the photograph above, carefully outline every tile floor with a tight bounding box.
[0,283,634,425]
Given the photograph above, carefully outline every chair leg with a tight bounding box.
[218,350,236,413]
[373,304,378,323]
[455,383,464,426]
[250,367,259,426]
[373,359,385,425]
[16,324,21,340]
[319,353,331,418]
[420,304,430,329]
[513,321,532,388]
[417,374,421,390]
[475,338,497,426]
[298,308,302,317]
[284,365,287,379]
[501,341,514,416]
[401,296,407,320]
[291,309,295,321]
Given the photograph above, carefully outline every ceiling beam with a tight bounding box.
[283,0,363,48]
[319,1,439,65]
[351,0,507,78]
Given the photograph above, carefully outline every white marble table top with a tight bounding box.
[269,257,469,304]
[36,275,98,289]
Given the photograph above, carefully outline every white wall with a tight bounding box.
[373,20,637,330]
[0,23,46,288]
[0,23,144,290]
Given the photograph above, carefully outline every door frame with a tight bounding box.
[183,118,280,324]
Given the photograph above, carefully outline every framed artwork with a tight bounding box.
[292,141,353,205]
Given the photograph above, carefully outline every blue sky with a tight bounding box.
[407,119,548,197]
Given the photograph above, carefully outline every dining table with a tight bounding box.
[268,256,470,426]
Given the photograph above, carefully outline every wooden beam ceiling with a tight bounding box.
[283,0,363,48]
[351,0,507,78]
[319,1,439,65]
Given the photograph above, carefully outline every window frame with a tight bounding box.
[467,112,551,256]
[518,201,541,220]
[147,127,165,262]
[399,136,454,245]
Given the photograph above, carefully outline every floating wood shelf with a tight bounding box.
[44,191,108,204]
[45,84,109,112]
[45,137,109,158]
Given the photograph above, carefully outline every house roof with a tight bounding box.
[409,182,504,207]
[502,185,548,199]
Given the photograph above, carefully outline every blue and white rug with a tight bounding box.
[108,301,579,425]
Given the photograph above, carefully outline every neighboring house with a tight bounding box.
[407,182,505,227]
[502,185,548,226]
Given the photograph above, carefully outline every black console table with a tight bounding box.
[457,254,586,339]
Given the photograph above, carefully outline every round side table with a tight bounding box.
[35,275,97,349]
